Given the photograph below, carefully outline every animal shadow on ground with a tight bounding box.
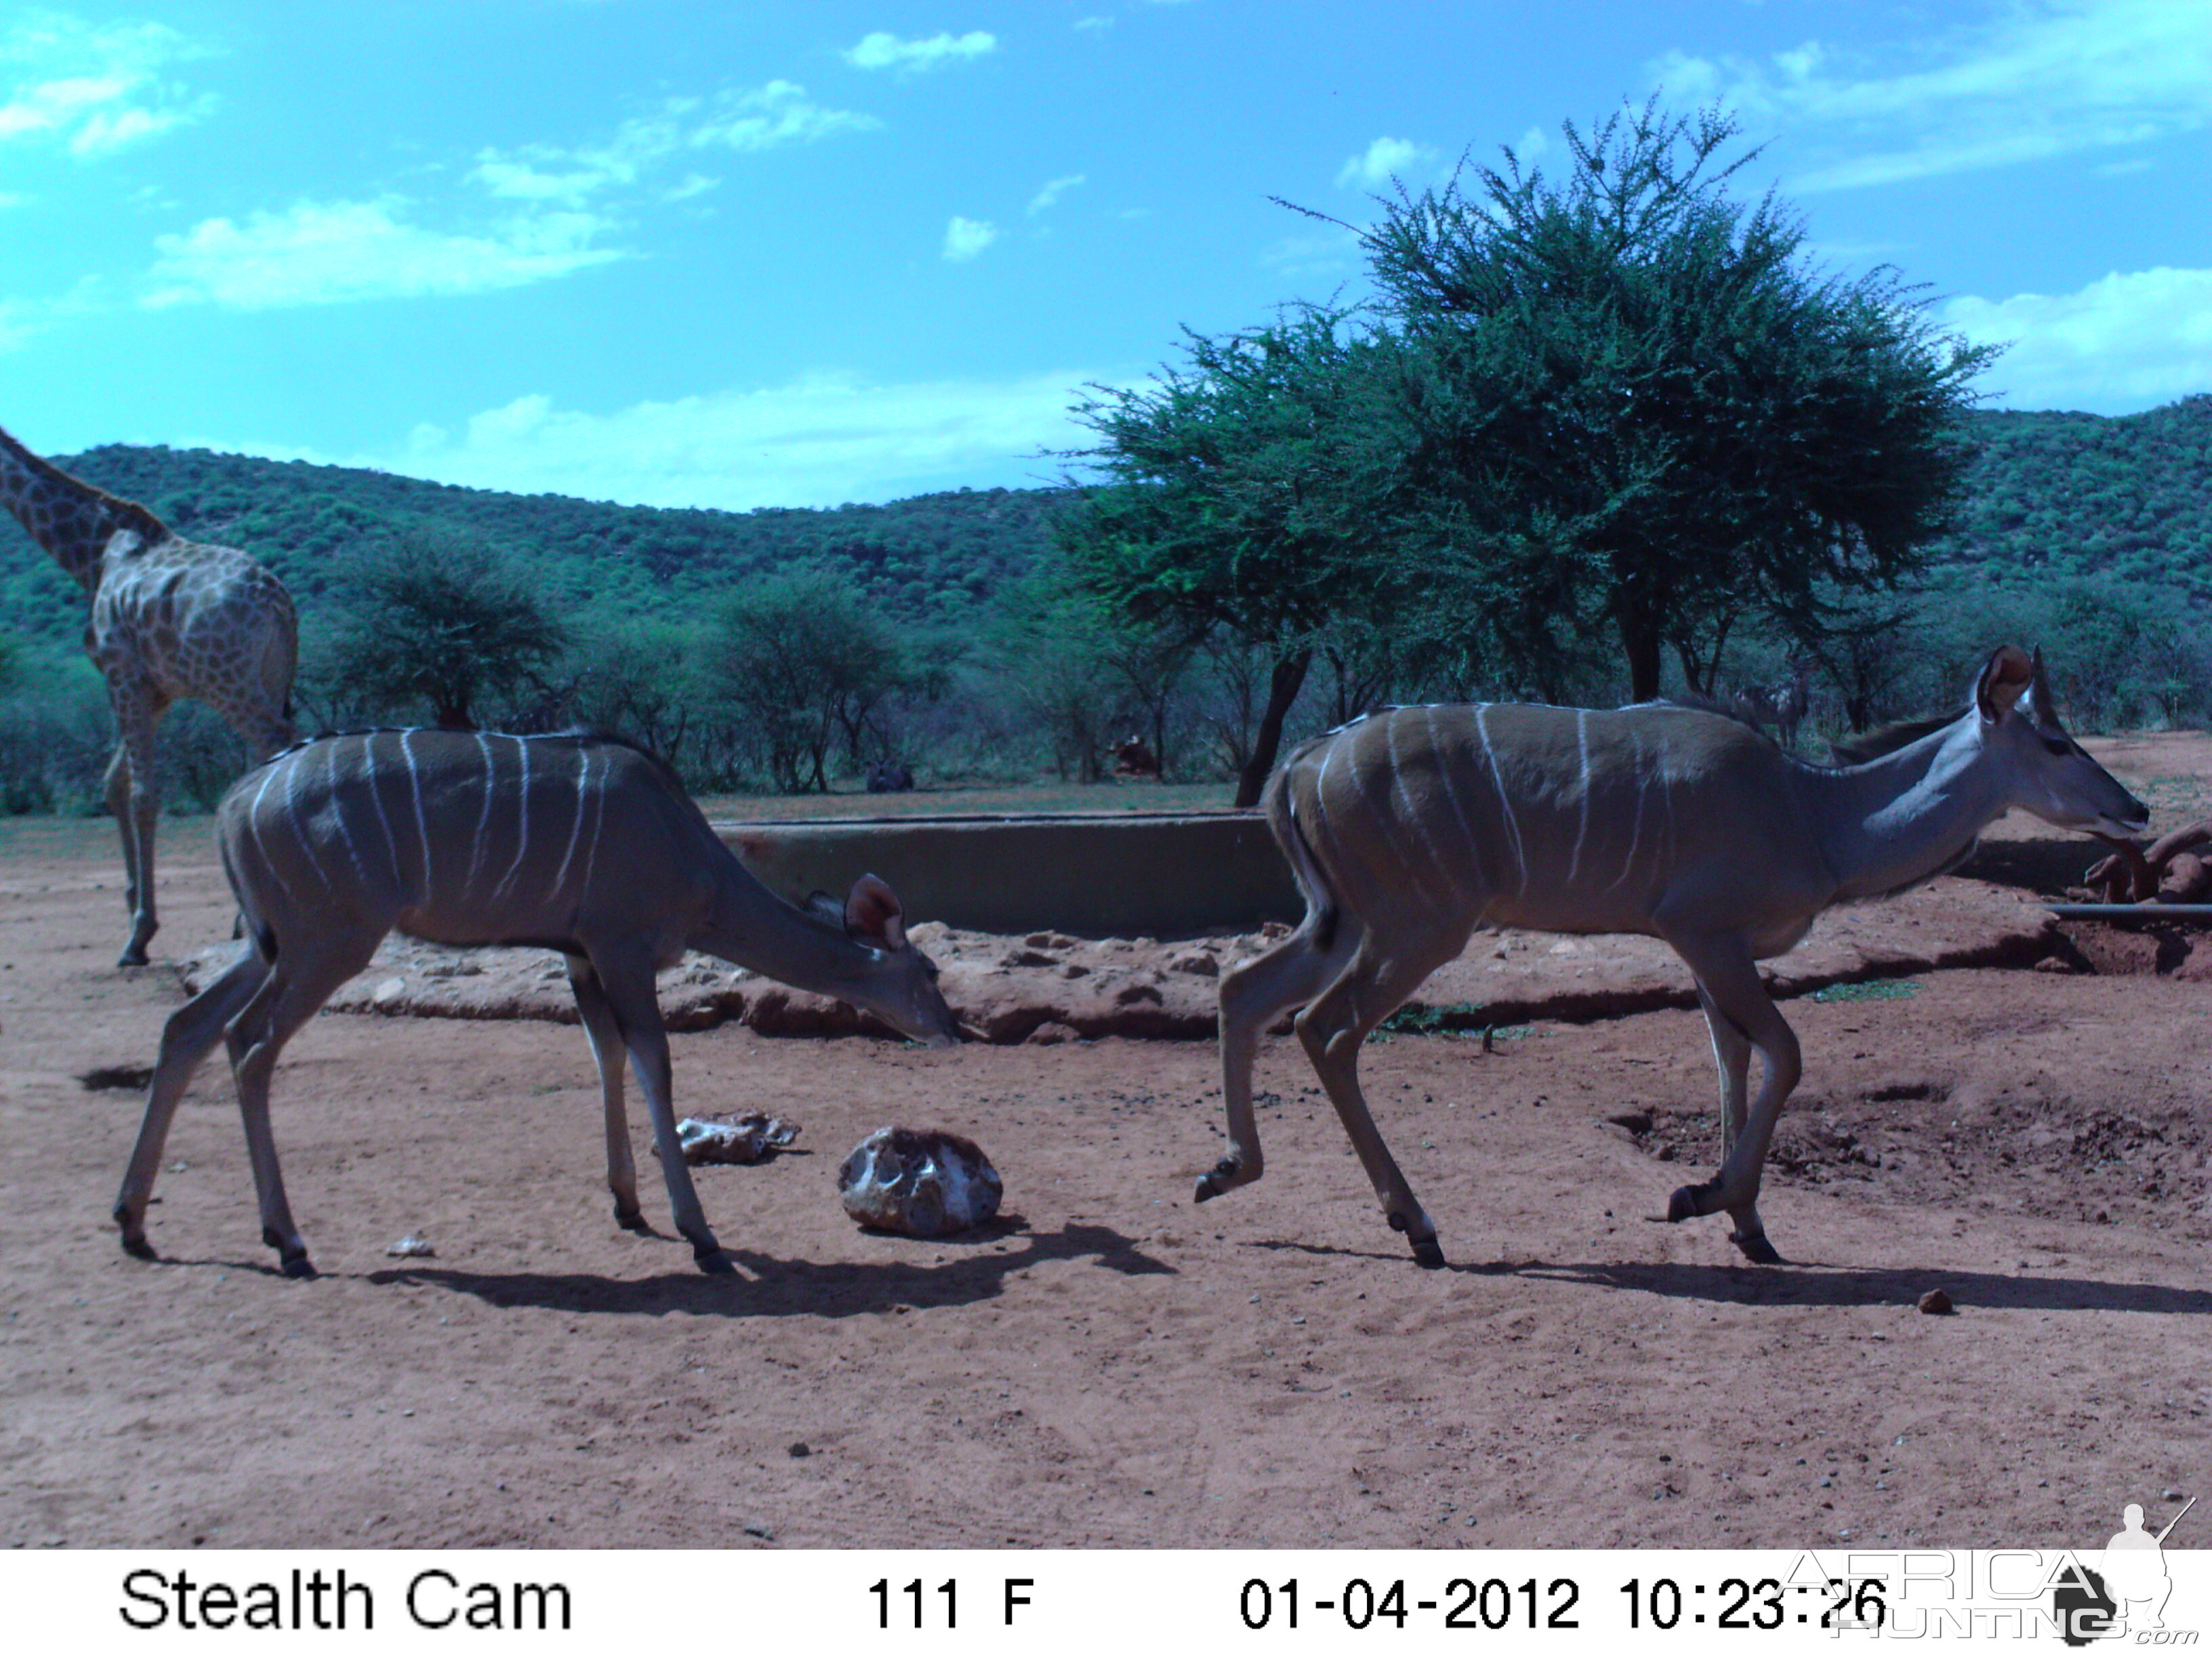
[1248,1240,2212,1316]
[1519,1260,2212,1316]
[361,1221,1172,1319]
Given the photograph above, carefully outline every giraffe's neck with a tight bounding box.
[0,425,169,593]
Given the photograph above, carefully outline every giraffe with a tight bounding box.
[1,423,298,965]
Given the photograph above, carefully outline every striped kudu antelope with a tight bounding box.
[115,729,961,1277]
[1197,647,2148,1266]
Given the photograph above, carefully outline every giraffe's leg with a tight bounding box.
[1294,930,1464,1267]
[114,945,270,1258]
[1660,929,1801,1265]
[1197,912,1358,1202]
[104,688,165,966]
[587,942,730,1273]
[565,953,646,1231]
[224,930,384,1277]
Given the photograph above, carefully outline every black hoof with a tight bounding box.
[614,1206,649,1233]
[120,1234,156,1261]
[1193,1156,1239,1204]
[1410,1237,1447,1269]
[1729,1229,1784,1265]
[117,949,150,969]
[1665,1183,1713,1224]
[280,1254,319,1280]
[695,1249,736,1276]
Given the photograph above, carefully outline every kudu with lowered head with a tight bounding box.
[1198,647,2148,1265]
[115,729,961,1277]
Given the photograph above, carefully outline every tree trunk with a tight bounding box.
[1619,610,1664,704]
[1233,647,1313,809]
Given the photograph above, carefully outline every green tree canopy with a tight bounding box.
[1057,308,1413,804]
[312,531,569,730]
[701,564,919,794]
[1359,100,1997,701]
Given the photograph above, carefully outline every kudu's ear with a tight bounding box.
[1975,645,2035,722]
[844,872,908,951]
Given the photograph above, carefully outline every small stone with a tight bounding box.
[1917,1288,1954,1315]
[787,1441,810,1458]
[387,1234,434,1258]
[372,977,407,1006]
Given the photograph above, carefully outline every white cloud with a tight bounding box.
[1650,0,2212,192]
[942,215,1000,262]
[140,197,625,310]
[1026,174,1086,216]
[844,30,998,73]
[1944,266,2212,413]
[0,12,214,157]
[1073,16,1114,32]
[1511,125,1550,167]
[260,371,1103,510]
[690,79,880,150]
[469,82,874,209]
[1335,135,1436,190]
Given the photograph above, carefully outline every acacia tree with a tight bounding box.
[1057,308,1413,806]
[316,531,569,729]
[1357,100,1997,701]
[703,564,917,794]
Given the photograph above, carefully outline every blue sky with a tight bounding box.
[3,0,2209,510]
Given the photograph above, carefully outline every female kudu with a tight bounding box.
[1198,647,2148,1266]
[115,729,961,1277]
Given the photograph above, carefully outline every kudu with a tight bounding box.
[1197,647,2148,1266]
[115,729,961,1277]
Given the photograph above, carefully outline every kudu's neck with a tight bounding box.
[1805,716,2007,901]
[698,841,883,991]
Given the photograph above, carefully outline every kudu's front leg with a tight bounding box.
[1660,930,1801,1265]
[565,954,647,1231]
[589,947,733,1275]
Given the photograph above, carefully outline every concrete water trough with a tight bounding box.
[716,811,1303,939]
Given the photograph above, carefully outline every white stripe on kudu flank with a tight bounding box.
[466,731,497,899]
[245,762,300,907]
[1567,709,1593,884]
[361,731,402,885]
[327,736,369,884]
[400,729,432,899]
[1425,705,1486,877]
[278,749,330,892]
[1385,714,1452,906]
[1473,705,1528,895]
[493,735,532,901]
[578,750,611,895]
[552,745,596,893]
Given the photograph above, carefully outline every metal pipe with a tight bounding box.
[2047,903,2212,922]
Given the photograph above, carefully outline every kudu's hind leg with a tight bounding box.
[1294,935,1461,1267]
[1661,930,1800,1264]
[565,954,647,1231]
[114,946,270,1258]
[225,935,382,1277]
[1197,921,1357,1204]
[588,947,732,1274]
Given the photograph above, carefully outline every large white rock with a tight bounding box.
[837,1126,1002,1237]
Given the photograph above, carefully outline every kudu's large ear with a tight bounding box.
[1975,645,2035,722]
[844,872,908,951]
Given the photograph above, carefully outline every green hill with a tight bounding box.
[1,443,1070,657]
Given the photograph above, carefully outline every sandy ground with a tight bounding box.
[3,735,2209,1551]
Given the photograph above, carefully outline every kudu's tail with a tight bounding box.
[1264,754,1340,952]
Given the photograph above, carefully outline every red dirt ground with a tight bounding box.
[3,735,2209,1551]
